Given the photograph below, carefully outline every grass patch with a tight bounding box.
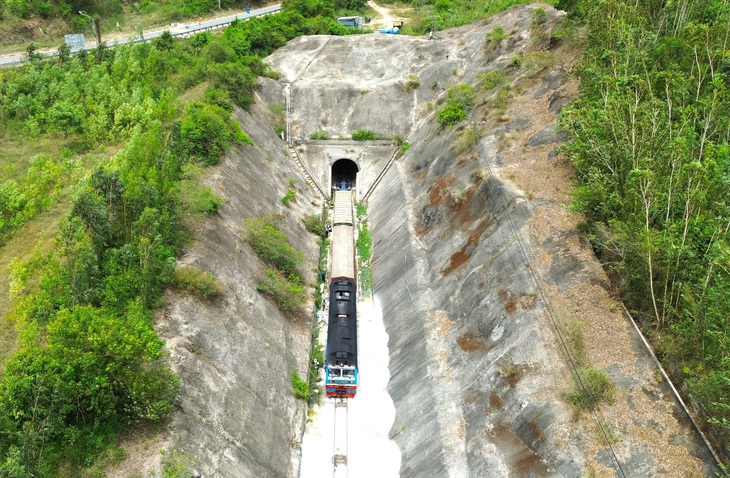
[309,130,330,140]
[307,329,324,404]
[570,367,616,411]
[352,129,383,141]
[243,216,307,312]
[478,70,505,91]
[303,214,326,238]
[356,205,373,295]
[243,216,304,279]
[151,449,197,478]
[456,125,483,153]
[282,188,296,207]
[523,51,555,74]
[179,180,222,216]
[491,86,511,117]
[357,220,372,262]
[257,268,306,312]
[291,370,311,401]
[403,74,421,92]
[484,26,506,50]
[171,265,221,299]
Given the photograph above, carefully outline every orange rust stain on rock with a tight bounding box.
[489,392,504,411]
[499,289,518,315]
[428,175,456,206]
[457,332,485,352]
[443,218,491,276]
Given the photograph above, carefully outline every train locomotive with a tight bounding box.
[325,278,358,398]
[325,189,359,398]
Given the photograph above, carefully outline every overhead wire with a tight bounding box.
[478,142,629,478]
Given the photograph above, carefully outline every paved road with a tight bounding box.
[0,4,281,67]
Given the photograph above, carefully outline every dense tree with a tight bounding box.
[559,0,730,457]
[0,7,356,475]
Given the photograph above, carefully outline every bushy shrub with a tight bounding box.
[257,268,306,311]
[456,125,483,152]
[291,370,311,400]
[309,130,330,140]
[569,367,615,411]
[172,265,221,299]
[437,102,468,126]
[352,129,380,141]
[478,70,505,90]
[179,180,223,216]
[204,87,233,112]
[437,83,477,127]
[303,215,326,237]
[282,188,296,207]
[180,102,246,165]
[243,216,304,279]
[403,74,421,92]
[484,26,506,50]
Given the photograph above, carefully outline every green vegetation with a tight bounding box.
[484,26,506,50]
[569,367,616,411]
[403,74,421,92]
[394,0,556,35]
[282,188,297,207]
[172,265,221,299]
[244,216,307,312]
[559,0,730,443]
[456,125,482,153]
[306,330,324,404]
[0,3,355,475]
[257,268,307,312]
[0,155,70,245]
[559,319,615,412]
[303,214,327,238]
[181,102,250,165]
[357,221,372,262]
[243,216,305,278]
[478,70,505,91]
[437,83,476,127]
[268,103,286,138]
[356,204,373,294]
[309,130,330,140]
[291,370,311,400]
[352,129,382,141]
[151,449,197,478]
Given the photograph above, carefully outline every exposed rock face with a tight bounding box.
[156,102,320,477]
[149,4,721,477]
[262,4,720,477]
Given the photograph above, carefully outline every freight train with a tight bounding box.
[325,189,358,398]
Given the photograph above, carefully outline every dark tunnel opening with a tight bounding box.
[332,158,359,192]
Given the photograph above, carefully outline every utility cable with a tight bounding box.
[479,142,629,478]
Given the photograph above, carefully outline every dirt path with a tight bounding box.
[367,1,397,31]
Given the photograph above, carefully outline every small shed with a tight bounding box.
[337,16,363,29]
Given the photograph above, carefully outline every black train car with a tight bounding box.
[325,278,358,398]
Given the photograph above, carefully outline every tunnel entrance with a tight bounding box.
[331,158,359,193]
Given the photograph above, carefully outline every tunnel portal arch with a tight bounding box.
[331,158,359,194]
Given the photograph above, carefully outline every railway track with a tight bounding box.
[332,398,349,478]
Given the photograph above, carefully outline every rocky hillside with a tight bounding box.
[109,3,721,476]
[261,4,721,477]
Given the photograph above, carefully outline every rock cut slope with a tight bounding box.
[261,4,721,477]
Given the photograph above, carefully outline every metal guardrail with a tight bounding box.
[361,146,399,203]
[288,145,330,203]
[0,5,282,67]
